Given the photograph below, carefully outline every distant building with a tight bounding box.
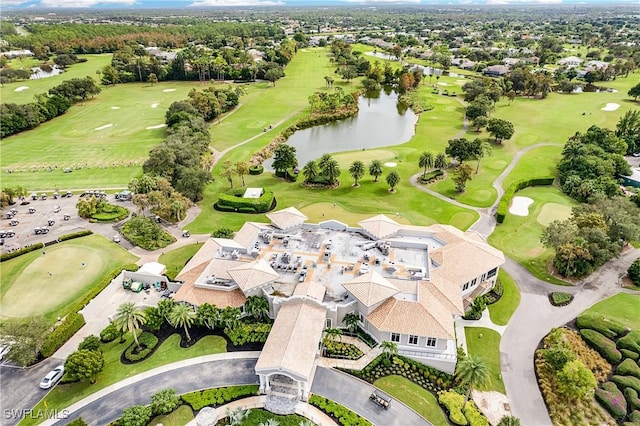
[622,167,640,188]
[452,58,476,70]
[483,65,510,77]
[585,60,609,69]
[558,56,584,67]
[0,49,33,58]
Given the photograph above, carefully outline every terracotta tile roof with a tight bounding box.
[367,297,454,340]
[293,281,326,302]
[419,279,464,315]
[342,271,399,307]
[199,258,248,282]
[358,215,400,239]
[255,299,327,380]
[175,261,208,285]
[227,259,280,292]
[234,221,268,249]
[266,206,307,230]
[174,280,246,308]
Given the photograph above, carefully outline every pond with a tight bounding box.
[30,65,63,79]
[264,89,418,170]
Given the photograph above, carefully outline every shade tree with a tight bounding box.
[486,118,514,143]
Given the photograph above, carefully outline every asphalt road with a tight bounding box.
[0,358,63,426]
[311,367,431,426]
[59,358,259,425]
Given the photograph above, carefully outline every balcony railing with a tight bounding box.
[398,349,456,360]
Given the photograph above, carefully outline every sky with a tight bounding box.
[1,0,637,10]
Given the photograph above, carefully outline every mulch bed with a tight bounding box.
[120,322,265,365]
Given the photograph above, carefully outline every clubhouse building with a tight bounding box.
[173,207,504,402]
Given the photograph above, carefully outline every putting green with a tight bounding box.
[536,202,572,226]
[0,234,137,319]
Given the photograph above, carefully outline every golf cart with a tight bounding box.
[182,230,190,238]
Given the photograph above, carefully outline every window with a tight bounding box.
[358,312,364,322]
[391,333,400,343]
[487,267,498,278]
[325,318,332,328]
[426,337,437,347]
[408,335,419,345]
[471,278,477,287]
[463,282,470,291]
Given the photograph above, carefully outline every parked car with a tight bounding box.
[39,365,64,389]
[9,220,19,226]
[113,235,121,243]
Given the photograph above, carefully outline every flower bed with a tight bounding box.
[323,340,364,360]
[549,292,574,307]
[308,395,372,426]
[181,385,259,411]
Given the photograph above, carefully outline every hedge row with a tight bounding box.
[622,349,640,361]
[91,205,129,222]
[496,177,555,224]
[626,388,640,411]
[41,312,86,357]
[580,329,622,364]
[576,314,629,339]
[0,243,44,262]
[216,188,275,213]
[617,358,640,379]
[618,331,640,354]
[595,381,628,420]
[286,168,298,182]
[438,390,467,425]
[464,401,489,426]
[308,395,372,426]
[58,230,93,242]
[248,165,264,175]
[181,385,259,411]
[612,375,640,394]
[124,332,158,362]
[224,322,271,346]
[418,169,444,184]
[100,323,118,343]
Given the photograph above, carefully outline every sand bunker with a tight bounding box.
[455,80,467,85]
[151,103,159,108]
[94,124,113,131]
[110,106,120,110]
[384,162,397,167]
[509,196,534,216]
[14,86,29,92]
[437,82,450,86]
[601,103,620,111]
[145,124,167,130]
[162,89,176,92]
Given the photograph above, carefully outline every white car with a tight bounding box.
[39,365,64,389]
[113,235,121,243]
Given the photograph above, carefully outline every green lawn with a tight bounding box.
[0,234,137,321]
[488,270,521,326]
[0,54,113,104]
[22,333,226,426]
[158,243,204,281]
[582,293,640,330]
[149,405,194,426]
[464,327,505,394]
[373,376,449,426]
[1,80,213,190]
[488,185,577,286]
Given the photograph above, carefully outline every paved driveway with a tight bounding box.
[311,367,431,426]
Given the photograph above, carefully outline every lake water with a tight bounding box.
[264,89,418,170]
[30,66,63,79]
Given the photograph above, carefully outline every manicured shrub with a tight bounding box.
[549,292,573,306]
[496,177,555,223]
[286,168,298,182]
[144,307,164,331]
[629,410,640,424]
[576,314,629,339]
[595,381,628,420]
[181,385,259,411]
[464,401,489,426]
[438,390,468,425]
[66,419,87,426]
[308,395,372,426]
[150,388,180,416]
[215,188,275,213]
[628,258,640,286]
[580,329,622,364]
[612,375,640,394]
[78,335,100,352]
[0,242,45,262]
[617,358,640,379]
[618,330,640,354]
[224,322,271,346]
[625,388,640,411]
[57,230,93,242]
[124,332,158,362]
[418,169,445,184]
[41,313,86,357]
[120,405,152,426]
[621,349,640,360]
[323,340,364,360]
[248,165,264,175]
[100,323,118,343]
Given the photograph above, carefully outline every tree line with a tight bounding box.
[0,76,100,138]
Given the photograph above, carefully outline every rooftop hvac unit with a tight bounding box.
[231,250,239,259]
[206,275,216,284]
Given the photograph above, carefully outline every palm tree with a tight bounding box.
[196,303,219,329]
[369,160,383,182]
[114,302,147,350]
[322,158,341,186]
[227,408,251,426]
[434,153,448,170]
[170,200,186,221]
[386,171,400,192]
[219,306,241,330]
[380,341,398,360]
[349,160,365,187]
[455,355,491,402]
[168,303,196,342]
[324,327,343,343]
[343,313,360,333]
[475,141,492,174]
[235,161,249,187]
[302,160,319,184]
[418,151,434,177]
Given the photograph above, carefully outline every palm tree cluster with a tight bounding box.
[302,153,341,186]
[418,151,449,177]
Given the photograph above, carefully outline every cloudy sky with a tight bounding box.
[2,0,635,9]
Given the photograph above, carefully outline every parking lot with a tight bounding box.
[1,192,136,254]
